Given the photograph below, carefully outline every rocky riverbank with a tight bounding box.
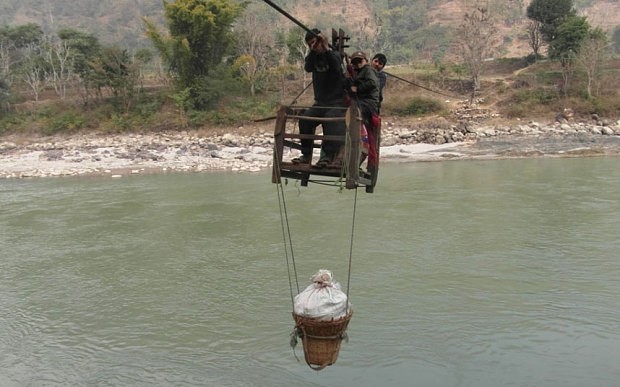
[2,117,620,179]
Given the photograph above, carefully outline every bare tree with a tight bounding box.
[286,29,311,89]
[44,39,73,99]
[355,17,382,53]
[577,27,609,98]
[21,43,46,101]
[23,65,45,101]
[233,55,259,96]
[235,12,275,65]
[456,6,499,103]
[526,20,545,59]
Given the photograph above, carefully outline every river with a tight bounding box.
[2,158,620,386]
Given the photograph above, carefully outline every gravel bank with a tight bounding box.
[2,118,620,179]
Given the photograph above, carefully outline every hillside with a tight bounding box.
[0,0,164,48]
[2,0,620,61]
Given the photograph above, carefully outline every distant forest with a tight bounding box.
[0,0,165,49]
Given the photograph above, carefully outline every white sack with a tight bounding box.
[293,269,350,320]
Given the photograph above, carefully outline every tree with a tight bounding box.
[379,1,428,62]
[548,15,590,95]
[0,77,9,114]
[133,48,154,84]
[0,37,15,93]
[612,26,620,54]
[234,4,278,65]
[284,26,309,66]
[20,42,47,101]
[526,20,545,59]
[144,0,244,109]
[233,54,258,96]
[90,45,139,112]
[57,28,101,104]
[43,38,74,99]
[283,27,311,89]
[577,27,609,98]
[456,7,499,102]
[526,0,575,43]
[0,23,44,48]
[0,23,45,91]
[232,5,279,96]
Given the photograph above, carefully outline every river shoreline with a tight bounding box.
[2,118,620,179]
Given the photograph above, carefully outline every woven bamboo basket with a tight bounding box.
[292,311,353,370]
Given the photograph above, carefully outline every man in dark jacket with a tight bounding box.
[292,29,347,167]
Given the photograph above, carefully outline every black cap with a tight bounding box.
[305,28,321,42]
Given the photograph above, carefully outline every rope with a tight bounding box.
[273,143,300,309]
[346,187,357,314]
[335,103,359,312]
[275,105,358,363]
[290,81,312,106]
[333,105,357,312]
[385,71,460,99]
[337,117,353,192]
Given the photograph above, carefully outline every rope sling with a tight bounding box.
[273,130,358,370]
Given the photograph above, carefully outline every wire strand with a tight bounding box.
[273,144,300,310]
[346,187,357,315]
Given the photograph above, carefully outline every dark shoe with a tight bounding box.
[329,158,343,168]
[315,158,330,168]
[291,154,311,164]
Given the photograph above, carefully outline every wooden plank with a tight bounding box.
[346,104,362,190]
[272,103,377,192]
[283,133,346,142]
[285,114,348,122]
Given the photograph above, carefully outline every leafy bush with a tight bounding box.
[135,96,164,118]
[0,114,26,135]
[500,88,561,118]
[197,95,279,126]
[396,97,444,116]
[565,96,620,118]
[510,88,559,105]
[45,112,85,135]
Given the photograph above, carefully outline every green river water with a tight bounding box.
[1,158,619,386]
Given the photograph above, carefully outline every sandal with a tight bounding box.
[291,155,311,164]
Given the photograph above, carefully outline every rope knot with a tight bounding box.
[311,269,334,287]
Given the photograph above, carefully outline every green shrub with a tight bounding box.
[135,99,163,117]
[187,109,211,127]
[45,112,85,135]
[199,95,279,126]
[110,114,132,131]
[396,97,444,116]
[566,95,620,118]
[511,88,559,105]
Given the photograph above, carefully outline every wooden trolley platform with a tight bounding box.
[272,102,380,193]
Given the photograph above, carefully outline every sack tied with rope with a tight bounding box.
[291,269,353,370]
[293,269,350,320]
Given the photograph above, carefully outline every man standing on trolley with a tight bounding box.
[291,28,347,168]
